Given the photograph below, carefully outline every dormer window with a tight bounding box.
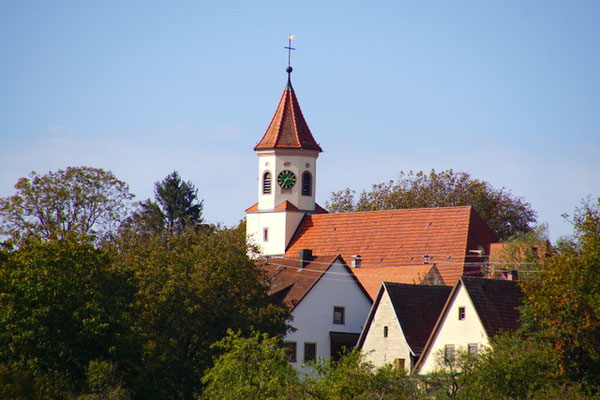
[263,171,272,194]
[302,171,312,196]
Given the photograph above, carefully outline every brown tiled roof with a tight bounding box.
[461,277,523,337]
[380,282,451,355]
[286,206,498,285]
[254,81,322,152]
[260,256,340,310]
[352,265,440,300]
[245,202,259,212]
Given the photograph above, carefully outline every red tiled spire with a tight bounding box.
[254,69,323,152]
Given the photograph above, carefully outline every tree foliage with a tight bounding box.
[0,237,138,398]
[201,331,303,400]
[0,167,133,244]
[112,226,290,400]
[128,171,204,235]
[522,198,600,388]
[325,169,537,240]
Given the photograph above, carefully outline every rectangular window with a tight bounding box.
[283,342,297,363]
[444,345,455,364]
[383,326,388,337]
[458,307,465,320]
[394,358,405,372]
[304,342,316,362]
[263,227,268,242]
[333,306,345,324]
[468,343,478,356]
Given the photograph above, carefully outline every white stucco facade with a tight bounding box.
[360,290,413,372]
[416,283,488,374]
[283,259,372,374]
[246,148,320,258]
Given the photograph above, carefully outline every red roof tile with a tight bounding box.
[285,206,499,285]
[352,265,440,300]
[274,201,299,211]
[254,81,322,152]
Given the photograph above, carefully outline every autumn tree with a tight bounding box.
[128,171,204,235]
[326,169,537,240]
[521,198,600,388]
[0,167,133,244]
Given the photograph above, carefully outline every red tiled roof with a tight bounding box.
[285,206,499,285]
[260,256,340,310]
[274,201,299,211]
[245,202,329,214]
[352,265,439,300]
[254,82,322,152]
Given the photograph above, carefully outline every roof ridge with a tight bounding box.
[307,205,473,218]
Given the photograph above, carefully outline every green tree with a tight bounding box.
[305,350,423,400]
[129,171,204,234]
[325,169,537,240]
[0,167,133,244]
[201,331,303,400]
[0,238,138,398]
[112,226,290,400]
[522,198,600,388]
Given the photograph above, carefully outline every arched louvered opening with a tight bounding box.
[263,171,272,194]
[302,171,312,196]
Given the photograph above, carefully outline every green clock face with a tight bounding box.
[277,170,297,189]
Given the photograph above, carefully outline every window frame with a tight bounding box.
[304,342,317,363]
[333,306,345,325]
[444,344,455,364]
[458,306,465,320]
[301,171,312,196]
[263,171,272,194]
[283,341,297,363]
[383,326,388,337]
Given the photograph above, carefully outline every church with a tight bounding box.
[245,65,501,367]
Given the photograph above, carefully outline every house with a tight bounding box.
[357,282,452,373]
[413,277,523,374]
[261,253,372,372]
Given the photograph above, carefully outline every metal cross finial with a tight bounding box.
[285,34,296,68]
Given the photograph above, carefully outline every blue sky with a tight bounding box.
[1,1,599,241]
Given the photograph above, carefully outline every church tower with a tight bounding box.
[246,65,324,257]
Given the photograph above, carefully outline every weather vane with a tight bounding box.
[285,34,295,69]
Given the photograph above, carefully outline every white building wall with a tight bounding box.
[417,284,489,374]
[361,291,413,372]
[284,259,372,374]
[257,149,318,212]
[246,211,305,257]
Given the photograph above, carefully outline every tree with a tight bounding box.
[0,167,133,244]
[201,331,303,400]
[112,226,290,400]
[521,198,600,388]
[305,350,423,400]
[128,171,204,234]
[325,169,537,240]
[0,238,138,398]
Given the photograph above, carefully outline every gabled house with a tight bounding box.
[357,282,452,372]
[413,277,523,374]
[261,253,372,372]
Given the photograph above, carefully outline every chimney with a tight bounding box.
[298,249,313,268]
[351,255,362,268]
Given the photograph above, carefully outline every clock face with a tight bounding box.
[277,170,297,189]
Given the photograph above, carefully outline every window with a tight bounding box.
[263,227,268,242]
[468,343,478,356]
[444,345,455,364]
[304,342,316,362]
[302,171,312,196]
[263,171,272,194]
[283,342,297,362]
[383,326,388,337]
[458,307,465,320]
[333,306,345,324]
[394,358,405,372]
